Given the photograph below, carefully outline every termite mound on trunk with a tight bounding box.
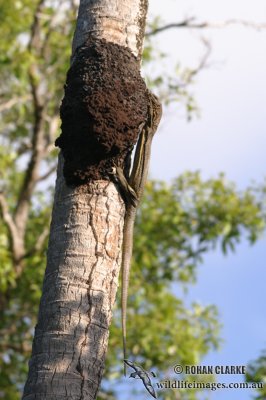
[55,36,149,186]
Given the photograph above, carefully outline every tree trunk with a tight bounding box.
[22,0,149,398]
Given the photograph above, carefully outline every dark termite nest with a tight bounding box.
[55,36,149,186]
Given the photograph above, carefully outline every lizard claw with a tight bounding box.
[107,166,117,175]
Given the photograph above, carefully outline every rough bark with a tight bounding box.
[23,0,149,398]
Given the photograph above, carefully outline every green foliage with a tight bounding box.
[246,349,266,400]
[104,173,265,399]
[0,0,75,175]
[137,173,264,284]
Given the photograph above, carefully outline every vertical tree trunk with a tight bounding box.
[23,0,149,398]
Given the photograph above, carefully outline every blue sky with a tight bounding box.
[141,1,266,399]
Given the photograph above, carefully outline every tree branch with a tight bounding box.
[22,226,50,260]
[0,192,25,278]
[184,37,212,82]
[0,193,18,243]
[16,142,33,157]
[0,95,30,112]
[14,102,45,233]
[29,0,46,52]
[14,1,47,233]
[40,0,66,59]
[157,37,212,106]
[146,17,266,36]
[37,165,57,182]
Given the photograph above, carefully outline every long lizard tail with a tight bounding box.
[123,333,127,376]
[122,254,129,377]
[121,209,136,377]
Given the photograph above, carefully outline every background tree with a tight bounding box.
[0,1,265,399]
[246,349,266,400]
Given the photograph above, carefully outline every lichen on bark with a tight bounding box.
[55,36,149,186]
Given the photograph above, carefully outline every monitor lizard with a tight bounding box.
[111,91,162,375]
